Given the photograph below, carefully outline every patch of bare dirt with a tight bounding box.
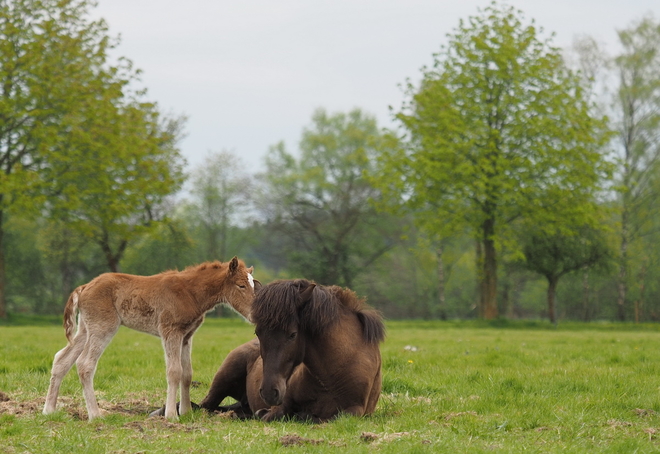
[122,417,209,434]
[0,395,44,416]
[359,431,414,444]
[607,419,633,428]
[105,398,153,416]
[279,434,324,447]
[360,432,379,442]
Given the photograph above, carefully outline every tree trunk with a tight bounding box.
[635,260,648,324]
[582,268,590,322]
[547,275,559,325]
[209,227,218,260]
[99,235,127,273]
[616,206,628,321]
[482,218,498,319]
[436,244,447,320]
[0,208,6,319]
[475,239,485,317]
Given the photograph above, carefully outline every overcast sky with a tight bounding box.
[92,0,657,175]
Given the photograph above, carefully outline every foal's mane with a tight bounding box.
[251,279,385,344]
[181,261,227,273]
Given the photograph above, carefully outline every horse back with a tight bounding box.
[77,272,197,336]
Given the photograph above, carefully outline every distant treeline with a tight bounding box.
[1,1,659,322]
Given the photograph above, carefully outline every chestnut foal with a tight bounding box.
[43,257,258,420]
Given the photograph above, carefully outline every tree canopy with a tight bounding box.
[0,0,185,317]
[259,108,399,288]
[373,3,612,319]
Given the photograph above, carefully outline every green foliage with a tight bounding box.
[521,224,613,281]
[608,15,660,321]
[259,108,400,287]
[44,102,186,271]
[120,221,196,276]
[0,0,186,320]
[185,150,252,262]
[3,320,660,452]
[372,2,612,319]
[381,3,611,237]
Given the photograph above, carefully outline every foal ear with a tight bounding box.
[247,266,254,274]
[299,283,316,303]
[229,256,239,274]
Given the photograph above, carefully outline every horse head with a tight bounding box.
[252,280,316,406]
[223,256,260,320]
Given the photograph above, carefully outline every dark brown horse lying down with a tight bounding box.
[153,279,385,422]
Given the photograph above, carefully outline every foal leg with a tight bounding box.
[178,334,194,416]
[43,322,88,414]
[76,319,119,420]
[162,332,185,419]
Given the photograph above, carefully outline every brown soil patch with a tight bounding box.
[0,396,44,416]
[279,434,324,447]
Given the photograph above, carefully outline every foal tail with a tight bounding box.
[63,285,85,343]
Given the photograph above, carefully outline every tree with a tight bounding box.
[520,224,612,324]
[188,150,251,261]
[46,106,186,273]
[258,108,398,288]
[376,3,611,319]
[0,0,186,320]
[0,0,122,317]
[610,16,660,321]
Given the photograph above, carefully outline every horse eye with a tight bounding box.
[288,332,297,340]
[238,285,246,289]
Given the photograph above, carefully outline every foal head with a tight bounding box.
[251,279,337,406]
[219,256,261,320]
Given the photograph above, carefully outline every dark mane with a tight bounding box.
[251,279,385,343]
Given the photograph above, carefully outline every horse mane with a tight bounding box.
[181,261,226,273]
[251,279,385,344]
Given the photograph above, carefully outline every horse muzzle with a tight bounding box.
[260,382,286,406]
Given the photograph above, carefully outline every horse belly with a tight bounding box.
[114,293,162,335]
[120,317,160,336]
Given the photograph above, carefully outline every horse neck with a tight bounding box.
[302,311,362,378]
[183,269,230,312]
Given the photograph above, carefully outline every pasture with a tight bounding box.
[1,319,660,453]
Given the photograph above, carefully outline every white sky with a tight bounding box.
[92,0,658,175]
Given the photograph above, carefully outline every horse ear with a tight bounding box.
[247,266,254,274]
[253,279,263,291]
[299,283,316,303]
[229,256,239,274]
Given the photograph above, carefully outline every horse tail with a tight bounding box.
[357,309,386,344]
[63,285,84,343]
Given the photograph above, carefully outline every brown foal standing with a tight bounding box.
[43,257,258,421]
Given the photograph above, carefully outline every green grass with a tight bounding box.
[2,319,660,453]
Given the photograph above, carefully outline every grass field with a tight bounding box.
[1,318,660,453]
